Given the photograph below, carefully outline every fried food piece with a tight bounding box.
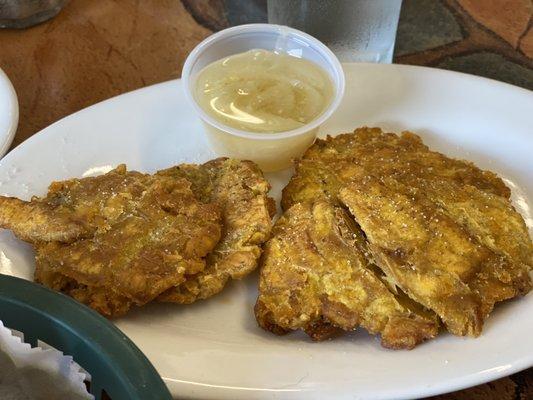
[277,127,531,338]
[282,127,510,210]
[255,200,439,349]
[340,175,531,336]
[0,163,197,243]
[0,198,89,243]
[0,165,222,316]
[157,158,275,303]
[34,265,134,317]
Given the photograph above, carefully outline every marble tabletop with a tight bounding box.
[0,1,531,399]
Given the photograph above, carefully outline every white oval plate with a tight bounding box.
[0,64,531,400]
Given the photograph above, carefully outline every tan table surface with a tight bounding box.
[0,1,531,399]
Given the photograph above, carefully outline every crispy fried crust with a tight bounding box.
[282,128,511,210]
[157,158,274,303]
[274,128,533,336]
[2,165,222,317]
[255,201,439,349]
[0,197,89,243]
[258,127,531,347]
[340,174,531,336]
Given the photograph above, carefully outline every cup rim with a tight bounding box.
[181,23,345,141]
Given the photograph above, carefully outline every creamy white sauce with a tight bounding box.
[195,49,334,133]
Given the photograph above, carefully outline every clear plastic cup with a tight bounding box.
[182,23,345,171]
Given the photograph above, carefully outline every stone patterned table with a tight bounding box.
[0,1,531,399]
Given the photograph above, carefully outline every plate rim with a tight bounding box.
[3,62,532,165]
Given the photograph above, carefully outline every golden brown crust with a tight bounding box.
[34,267,133,317]
[0,196,89,243]
[157,158,274,303]
[340,174,531,335]
[259,127,531,347]
[255,200,439,349]
[4,165,222,317]
[303,319,344,341]
[282,127,511,210]
[1,159,273,315]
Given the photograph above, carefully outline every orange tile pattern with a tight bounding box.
[0,0,210,147]
[396,0,533,85]
[457,0,532,49]
[520,25,533,57]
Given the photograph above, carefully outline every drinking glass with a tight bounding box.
[267,0,402,63]
[0,0,67,29]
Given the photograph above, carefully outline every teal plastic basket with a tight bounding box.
[0,274,172,400]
